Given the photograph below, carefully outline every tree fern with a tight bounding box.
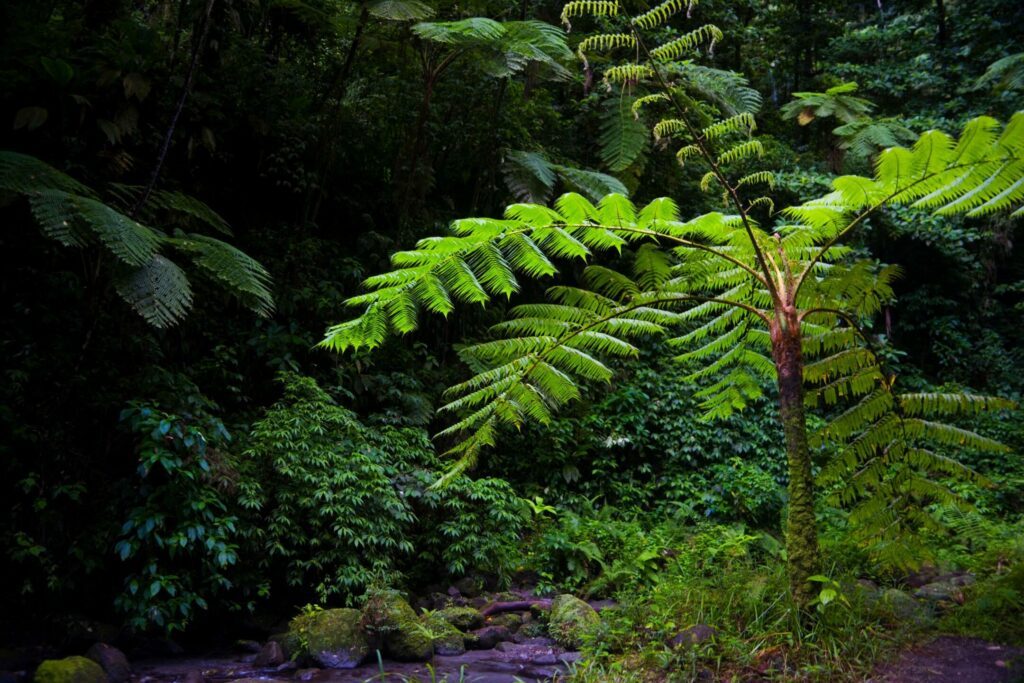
[323,1,1024,603]
[0,150,273,327]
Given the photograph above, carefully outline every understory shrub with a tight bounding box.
[239,373,528,604]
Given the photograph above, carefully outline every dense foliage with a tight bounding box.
[1,0,1023,678]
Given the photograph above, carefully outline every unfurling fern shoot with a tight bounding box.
[323,0,1023,607]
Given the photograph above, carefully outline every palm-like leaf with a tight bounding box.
[0,150,273,327]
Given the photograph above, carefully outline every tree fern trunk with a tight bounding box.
[771,311,820,608]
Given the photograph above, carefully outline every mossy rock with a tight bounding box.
[435,606,483,631]
[35,657,108,683]
[518,620,548,638]
[487,613,522,632]
[361,592,432,661]
[287,608,369,668]
[548,595,599,649]
[421,614,465,656]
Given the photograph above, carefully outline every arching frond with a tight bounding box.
[632,0,697,30]
[648,25,721,62]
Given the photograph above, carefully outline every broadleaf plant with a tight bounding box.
[322,0,1023,607]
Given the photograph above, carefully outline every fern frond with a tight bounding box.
[604,64,655,85]
[632,0,697,30]
[169,234,274,317]
[717,140,764,165]
[0,150,95,197]
[653,118,689,141]
[600,93,649,171]
[648,25,722,62]
[577,33,636,58]
[560,0,619,28]
[114,255,194,328]
[632,93,669,115]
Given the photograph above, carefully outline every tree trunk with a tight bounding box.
[771,310,820,608]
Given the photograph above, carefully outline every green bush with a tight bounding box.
[113,398,241,632]
[239,373,527,603]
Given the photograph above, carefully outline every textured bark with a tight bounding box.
[771,309,820,608]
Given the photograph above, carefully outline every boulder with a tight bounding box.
[84,645,130,683]
[34,658,107,683]
[511,635,557,647]
[420,615,465,656]
[253,641,285,668]
[288,608,369,669]
[668,624,718,649]
[361,593,431,662]
[880,588,930,623]
[487,613,522,632]
[466,626,512,650]
[434,607,483,631]
[548,595,599,649]
[452,577,483,598]
[914,581,965,607]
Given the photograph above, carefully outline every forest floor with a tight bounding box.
[868,636,1024,683]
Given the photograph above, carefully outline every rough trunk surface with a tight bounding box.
[771,311,821,608]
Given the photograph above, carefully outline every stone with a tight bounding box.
[668,624,718,649]
[421,614,465,656]
[486,613,522,632]
[181,671,203,683]
[434,607,483,631]
[295,670,319,681]
[361,593,432,662]
[467,626,512,650]
[881,588,930,623]
[288,608,369,669]
[253,641,285,668]
[548,595,600,649]
[34,658,107,683]
[84,645,130,683]
[517,620,548,639]
[914,581,965,607]
[452,577,482,598]
[512,635,556,647]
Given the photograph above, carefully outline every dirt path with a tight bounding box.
[868,636,1024,683]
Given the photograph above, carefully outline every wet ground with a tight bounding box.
[869,637,1024,683]
[133,643,579,683]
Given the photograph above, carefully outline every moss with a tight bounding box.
[35,657,108,683]
[421,614,466,656]
[361,591,432,661]
[548,595,599,649]
[487,613,522,631]
[435,606,483,631]
[299,608,369,668]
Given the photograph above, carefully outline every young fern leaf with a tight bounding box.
[648,25,722,62]
[577,33,636,59]
[560,0,619,29]
[632,0,698,30]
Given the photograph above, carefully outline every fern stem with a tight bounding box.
[623,14,784,308]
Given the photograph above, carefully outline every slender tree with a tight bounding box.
[323,0,1023,605]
